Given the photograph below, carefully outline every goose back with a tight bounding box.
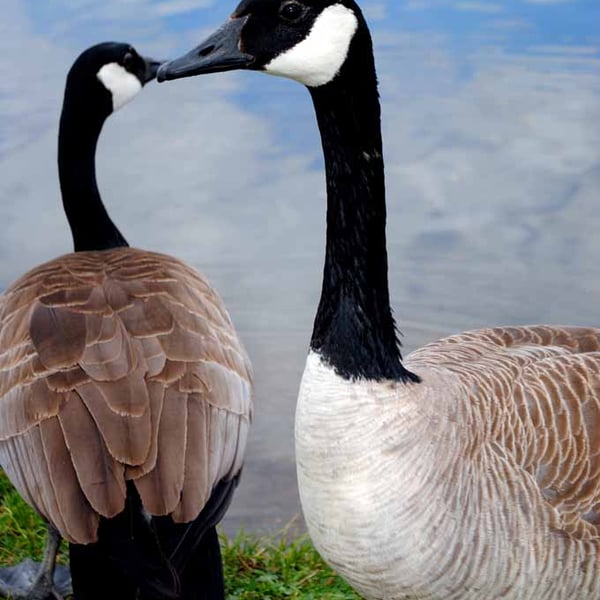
[0,248,252,544]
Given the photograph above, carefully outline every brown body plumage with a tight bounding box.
[0,248,252,544]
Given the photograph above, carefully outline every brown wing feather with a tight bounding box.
[125,381,166,480]
[513,354,600,537]
[0,248,252,543]
[38,416,99,543]
[78,381,152,465]
[172,394,211,523]
[30,304,87,369]
[58,391,127,518]
[408,325,600,540]
[135,387,189,515]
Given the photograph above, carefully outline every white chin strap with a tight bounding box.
[97,63,142,111]
[264,4,359,88]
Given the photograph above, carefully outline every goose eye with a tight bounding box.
[123,52,135,71]
[279,1,306,23]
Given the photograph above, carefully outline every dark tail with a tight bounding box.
[69,477,239,600]
[69,482,178,600]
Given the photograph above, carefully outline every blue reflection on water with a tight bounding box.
[2,0,600,533]
[25,0,600,52]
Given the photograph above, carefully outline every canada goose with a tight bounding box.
[158,2,600,599]
[0,42,252,600]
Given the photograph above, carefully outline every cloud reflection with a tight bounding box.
[1,0,599,532]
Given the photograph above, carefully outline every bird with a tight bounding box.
[0,42,252,600]
[157,2,600,598]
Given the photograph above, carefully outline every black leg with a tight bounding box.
[136,525,225,600]
[178,526,225,600]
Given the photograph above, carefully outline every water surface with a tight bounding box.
[1,0,599,534]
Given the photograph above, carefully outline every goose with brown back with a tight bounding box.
[0,42,252,600]
[158,2,600,598]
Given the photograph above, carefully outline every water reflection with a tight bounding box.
[0,0,599,534]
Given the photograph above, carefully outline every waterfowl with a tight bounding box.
[0,42,252,600]
[158,2,600,598]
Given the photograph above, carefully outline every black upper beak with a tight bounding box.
[157,17,254,82]
[143,57,165,84]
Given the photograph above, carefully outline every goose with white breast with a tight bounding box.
[0,42,252,600]
[159,2,600,599]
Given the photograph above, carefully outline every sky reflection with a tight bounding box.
[1,0,599,532]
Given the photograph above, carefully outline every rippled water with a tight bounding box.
[1,0,599,534]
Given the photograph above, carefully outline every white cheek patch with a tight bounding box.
[97,63,142,111]
[265,4,359,87]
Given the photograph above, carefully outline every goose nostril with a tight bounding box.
[198,45,215,57]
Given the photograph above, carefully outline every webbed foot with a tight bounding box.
[0,526,71,600]
[0,559,71,599]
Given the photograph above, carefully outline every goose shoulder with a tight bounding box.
[0,247,252,544]
[407,325,600,369]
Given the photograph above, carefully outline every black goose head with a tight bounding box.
[64,42,162,119]
[158,0,370,88]
[58,43,162,253]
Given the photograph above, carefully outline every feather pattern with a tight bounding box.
[0,248,252,544]
[297,325,600,599]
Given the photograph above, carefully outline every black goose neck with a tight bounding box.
[58,91,128,252]
[308,30,419,384]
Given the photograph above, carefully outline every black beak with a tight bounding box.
[143,57,165,84]
[157,17,254,82]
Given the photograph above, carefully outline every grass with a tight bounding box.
[0,470,65,567]
[222,531,360,600]
[0,470,360,599]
